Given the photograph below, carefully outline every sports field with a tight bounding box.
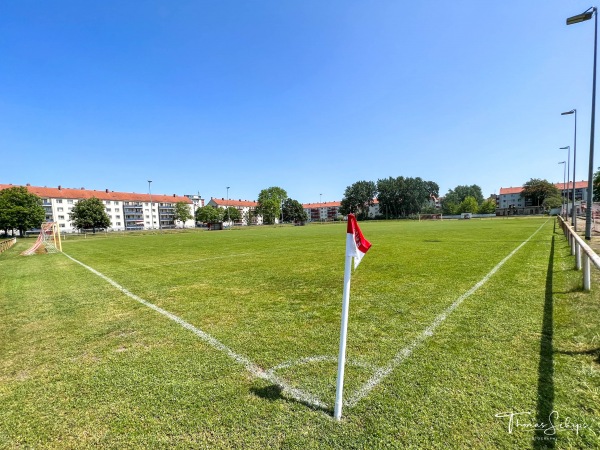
[1,218,599,448]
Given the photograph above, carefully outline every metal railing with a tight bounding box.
[0,237,16,253]
[558,215,600,290]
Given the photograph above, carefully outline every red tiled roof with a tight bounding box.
[499,187,524,195]
[555,180,588,190]
[0,184,192,204]
[499,181,588,195]
[303,201,342,208]
[209,197,258,207]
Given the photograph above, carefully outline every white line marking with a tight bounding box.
[266,355,375,377]
[62,252,328,410]
[137,253,252,268]
[346,220,548,407]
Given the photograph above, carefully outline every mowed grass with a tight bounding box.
[1,218,599,448]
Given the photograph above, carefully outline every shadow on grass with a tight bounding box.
[534,234,555,449]
[250,384,332,415]
[556,348,600,365]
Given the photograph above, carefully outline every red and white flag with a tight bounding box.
[346,214,372,269]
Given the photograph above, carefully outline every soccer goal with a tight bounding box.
[418,214,443,221]
[21,222,62,255]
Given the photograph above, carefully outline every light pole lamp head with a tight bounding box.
[567,8,595,25]
[561,109,576,115]
[560,146,570,150]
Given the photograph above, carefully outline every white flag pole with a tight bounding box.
[334,253,354,420]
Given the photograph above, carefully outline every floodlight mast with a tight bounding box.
[559,161,567,217]
[567,8,594,25]
[561,109,577,229]
[566,7,597,240]
[560,146,571,219]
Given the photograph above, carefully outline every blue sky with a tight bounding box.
[0,1,597,203]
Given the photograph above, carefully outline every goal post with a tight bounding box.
[21,222,62,256]
[418,213,443,221]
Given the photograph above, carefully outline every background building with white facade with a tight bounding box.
[0,184,194,232]
[207,197,262,225]
[496,181,588,215]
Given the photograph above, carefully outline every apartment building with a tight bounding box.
[496,181,589,215]
[207,197,263,225]
[0,184,194,232]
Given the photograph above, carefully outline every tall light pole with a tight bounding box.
[319,193,323,222]
[226,186,230,229]
[148,180,153,230]
[562,109,578,229]
[567,7,597,239]
[561,146,571,218]
[559,161,566,218]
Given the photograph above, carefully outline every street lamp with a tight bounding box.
[226,186,230,229]
[148,180,153,230]
[562,109,578,229]
[559,161,566,218]
[560,146,571,218]
[567,7,597,239]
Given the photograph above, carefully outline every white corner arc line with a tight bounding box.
[62,252,328,410]
[346,220,548,408]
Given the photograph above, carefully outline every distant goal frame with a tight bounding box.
[21,222,62,255]
[418,213,443,221]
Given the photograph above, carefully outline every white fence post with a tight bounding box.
[576,242,582,270]
[583,253,591,291]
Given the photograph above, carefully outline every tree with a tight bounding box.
[282,198,308,223]
[256,187,287,224]
[442,201,459,215]
[243,208,257,225]
[521,178,560,207]
[443,185,484,208]
[69,197,111,233]
[339,181,377,220]
[0,186,46,236]
[377,177,438,218]
[459,196,479,214]
[542,195,563,211]
[195,205,222,224]
[173,202,193,228]
[221,206,241,223]
[478,199,497,214]
[594,167,600,202]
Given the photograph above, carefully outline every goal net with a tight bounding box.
[21,222,62,255]
[418,214,442,221]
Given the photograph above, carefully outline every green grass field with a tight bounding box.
[1,218,599,448]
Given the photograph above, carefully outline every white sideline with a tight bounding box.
[62,253,328,410]
[346,220,548,407]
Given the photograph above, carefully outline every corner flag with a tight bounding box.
[335,214,371,420]
[346,213,372,269]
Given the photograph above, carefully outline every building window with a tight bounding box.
[114,201,118,205]
[105,201,110,205]
[58,215,65,220]
[106,208,111,212]
[116,222,121,226]
[116,215,120,219]
[115,208,120,212]
[59,223,65,227]
[67,199,73,204]
[57,207,64,212]
[56,199,63,203]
